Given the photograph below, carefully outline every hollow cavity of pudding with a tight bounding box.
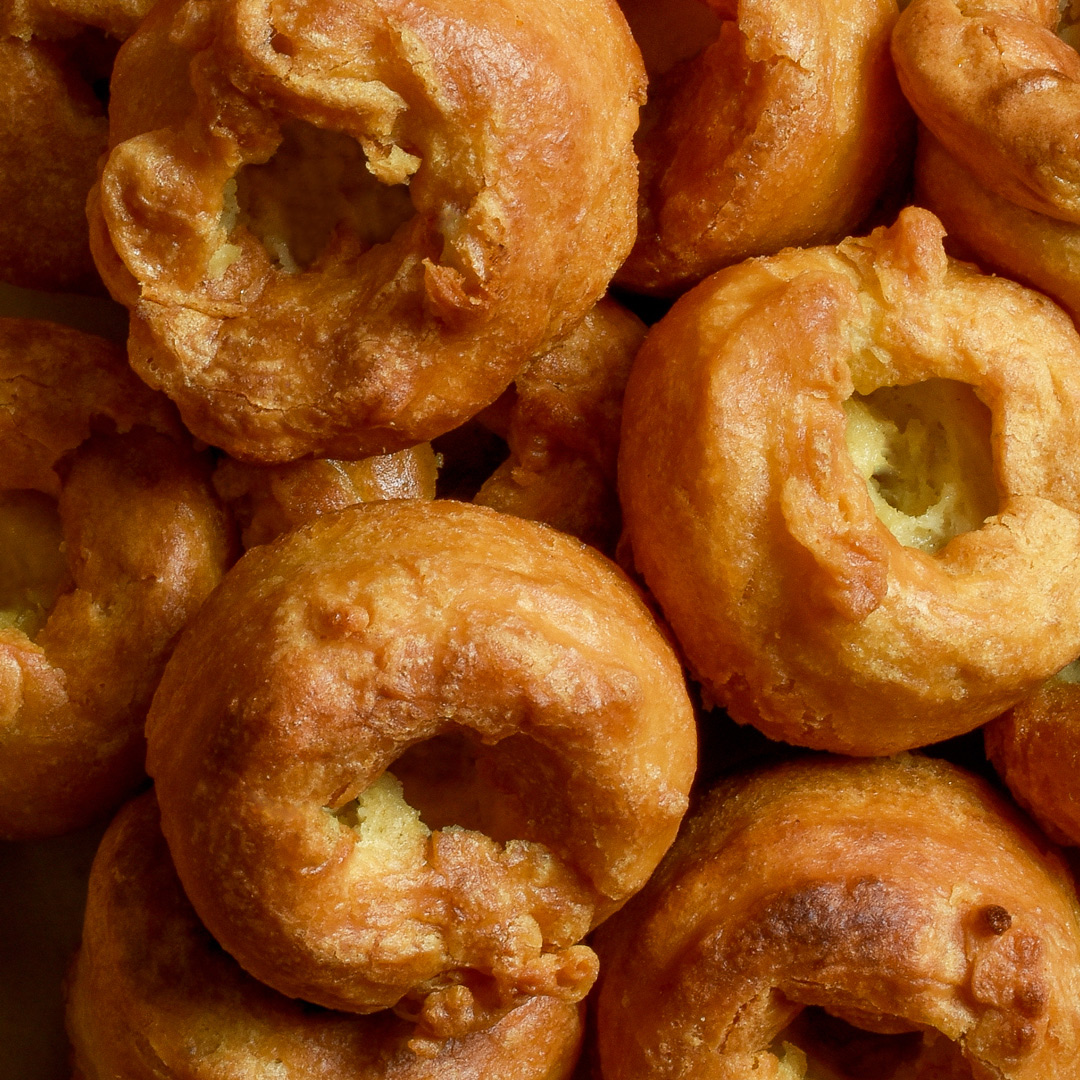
[0,490,71,637]
[844,379,998,553]
[763,1002,975,1080]
[211,119,416,278]
[331,728,576,845]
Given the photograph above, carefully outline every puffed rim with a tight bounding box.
[0,318,232,840]
[593,754,1080,1079]
[616,0,912,295]
[892,0,1080,223]
[146,499,696,1038]
[985,679,1080,848]
[66,791,587,1080]
[90,0,645,462]
[914,128,1080,325]
[618,206,1080,755]
[474,296,646,553]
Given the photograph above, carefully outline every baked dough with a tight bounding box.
[892,0,1080,222]
[0,318,232,839]
[213,443,438,548]
[146,499,696,1038]
[594,753,1080,1079]
[619,206,1080,754]
[985,668,1080,848]
[914,128,1080,325]
[475,297,646,553]
[67,791,588,1078]
[90,0,645,461]
[615,0,913,295]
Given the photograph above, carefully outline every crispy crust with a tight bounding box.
[475,296,646,554]
[915,127,1080,324]
[615,0,913,295]
[0,318,233,839]
[593,754,1080,1079]
[66,791,587,1080]
[0,35,109,292]
[90,0,645,462]
[1,0,153,39]
[985,680,1080,848]
[618,206,1080,755]
[892,0,1080,223]
[145,499,696,1037]
[213,443,439,549]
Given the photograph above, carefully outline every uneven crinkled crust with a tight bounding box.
[915,128,1080,326]
[618,206,1080,755]
[986,679,1080,848]
[0,35,109,292]
[475,296,647,554]
[892,0,1080,223]
[0,318,233,840]
[90,0,645,462]
[615,0,914,295]
[66,792,587,1080]
[213,442,439,549]
[0,0,157,292]
[593,754,1080,1080]
[145,499,696,1039]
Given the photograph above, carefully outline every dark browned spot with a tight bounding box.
[981,905,1013,935]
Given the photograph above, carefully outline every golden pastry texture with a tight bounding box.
[615,0,913,295]
[89,0,645,462]
[145,499,696,1039]
[0,34,109,291]
[475,296,646,554]
[66,791,587,1080]
[0,0,157,292]
[593,754,1080,1079]
[985,673,1080,848]
[892,0,1080,223]
[214,442,438,549]
[915,128,1080,325]
[2,0,153,39]
[619,206,1080,755]
[0,318,233,840]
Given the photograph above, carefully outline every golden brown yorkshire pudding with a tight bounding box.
[593,754,1080,1080]
[213,442,438,549]
[66,791,587,1079]
[2,0,154,40]
[0,33,111,292]
[474,297,646,554]
[89,0,645,463]
[0,318,232,840]
[145,499,696,1039]
[892,0,1080,224]
[985,669,1080,848]
[0,0,157,292]
[619,206,1080,756]
[915,128,1080,326]
[614,0,913,296]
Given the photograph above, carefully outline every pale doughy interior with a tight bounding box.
[0,490,71,638]
[212,119,416,276]
[844,379,998,553]
[331,773,431,872]
[330,728,563,850]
